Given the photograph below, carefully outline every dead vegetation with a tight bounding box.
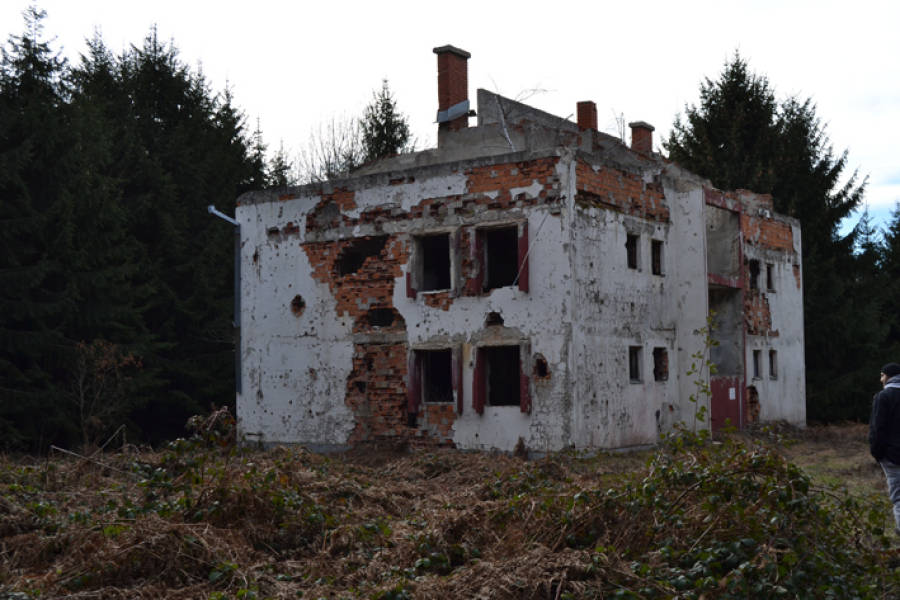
[1,418,898,599]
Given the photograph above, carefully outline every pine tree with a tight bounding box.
[666,54,872,422]
[360,79,411,164]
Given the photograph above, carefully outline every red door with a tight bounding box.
[710,376,742,431]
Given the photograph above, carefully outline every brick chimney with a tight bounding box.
[433,45,470,133]
[577,101,597,130]
[629,121,655,154]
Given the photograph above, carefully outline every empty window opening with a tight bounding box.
[769,349,778,380]
[626,234,639,270]
[766,263,775,291]
[629,346,643,383]
[367,308,395,328]
[337,236,388,276]
[483,226,519,290]
[485,311,504,327]
[748,259,760,290]
[419,234,451,291]
[752,349,762,379]
[421,349,453,404]
[651,240,664,275]
[534,354,550,379]
[652,347,668,381]
[486,346,521,406]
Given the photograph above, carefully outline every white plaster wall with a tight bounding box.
[238,164,576,452]
[395,205,574,452]
[665,184,712,432]
[237,195,357,447]
[744,225,805,425]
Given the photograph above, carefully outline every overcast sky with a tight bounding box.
[3,1,898,231]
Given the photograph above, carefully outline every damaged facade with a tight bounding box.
[235,46,805,452]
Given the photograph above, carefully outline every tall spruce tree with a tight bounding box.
[0,6,75,448]
[361,79,411,164]
[667,54,872,422]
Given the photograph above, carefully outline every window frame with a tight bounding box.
[752,349,762,379]
[628,345,643,383]
[652,346,668,381]
[407,346,464,418]
[769,349,778,380]
[407,230,459,299]
[472,341,532,414]
[626,233,640,271]
[651,239,664,276]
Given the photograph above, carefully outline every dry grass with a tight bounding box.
[0,422,894,599]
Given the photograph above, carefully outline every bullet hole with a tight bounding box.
[534,354,550,379]
[252,249,259,264]
[485,311,504,326]
[354,381,367,393]
[266,226,280,237]
[290,294,306,317]
[337,235,388,275]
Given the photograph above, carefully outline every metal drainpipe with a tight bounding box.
[207,205,241,395]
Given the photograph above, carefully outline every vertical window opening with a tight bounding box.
[626,234,639,270]
[651,239,663,275]
[766,263,775,291]
[752,349,762,379]
[748,259,760,290]
[422,349,453,403]
[420,234,451,291]
[483,227,519,290]
[629,346,642,383]
[652,347,668,381]
[769,349,777,380]
[486,346,521,406]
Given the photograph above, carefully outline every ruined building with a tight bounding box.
[234,46,805,452]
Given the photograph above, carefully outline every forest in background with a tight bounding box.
[2,8,900,453]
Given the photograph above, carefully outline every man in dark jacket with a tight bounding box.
[870,362,900,534]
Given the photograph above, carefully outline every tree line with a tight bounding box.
[1,9,892,452]
[0,8,411,452]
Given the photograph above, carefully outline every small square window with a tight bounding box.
[769,349,777,380]
[419,234,451,291]
[752,349,762,379]
[483,226,519,290]
[652,347,668,381]
[626,234,639,270]
[748,260,760,290]
[651,240,663,276]
[629,346,642,383]
[766,263,775,291]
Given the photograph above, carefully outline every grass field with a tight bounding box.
[1,420,897,599]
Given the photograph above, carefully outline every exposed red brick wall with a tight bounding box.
[742,214,793,252]
[345,342,410,443]
[744,290,778,336]
[575,161,669,222]
[304,236,407,317]
[464,158,560,204]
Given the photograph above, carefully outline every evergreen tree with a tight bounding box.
[360,79,411,164]
[666,54,872,422]
[0,7,79,449]
[882,204,900,356]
